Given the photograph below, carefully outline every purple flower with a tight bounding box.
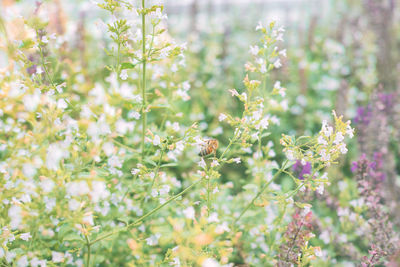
[378,93,394,112]
[354,106,372,125]
[293,160,312,180]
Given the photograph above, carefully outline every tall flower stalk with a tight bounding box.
[141,0,147,160]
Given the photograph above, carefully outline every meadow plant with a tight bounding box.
[0,1,362,266]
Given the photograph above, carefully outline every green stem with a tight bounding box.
[36,32,55,88]
[207,175,211,216]
[90,179,202,245]
[285,183,304,199]
[84,233,91,267]
[141,148,165,208]
[117,36,121,74]
[111,138,139,153]
[141,0,147,160]
[233,160,288,225]
[218,133,238,161]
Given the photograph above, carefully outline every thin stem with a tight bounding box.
[36,31,55,88]
[117,36,121,74]
[141,0,147,160]
[141,148,165,208]
[90,179,202,245]
[218,133,238,161]
[207,175,211,216]
[285,183,304,199]
[286,220,303,262]
[84,233,91,267]
[111,138,139,153]
[233,160,288,225]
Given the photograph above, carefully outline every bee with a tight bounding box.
[199,139,219,157]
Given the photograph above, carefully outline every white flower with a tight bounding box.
[82,214,94,225]
[337,143,348,154]
[314,247,323,257]
[8,205,22,229]
[202,258,220,267]
[153,135,161,146]
[333,132,344,145]
[183,206,195,220]
[211,160,219,167]
[207,212,219,223]
[90,181,110,202]
[255,21,263,31]
[273,58,282,68]
[320,230,331,244]
[198,158,206,169]
[131,168,140,175]
[316,184,324,195]
[249,45,259,56]
[159,185,170,195]
[274,81,282,90]
[102,142,114,156]
[41,36,49,43]
[286,149,295,161]
[128,110,141,120]
[215,222,230,234]
[169,257,180,266]
[151,189,158,197]
[52,251,64,263]
[20,232,32,241]
[6,251,16,263]
[23,93,41,112]
[57,98,68,110]
[17,255,29,267]
[233,157,241,164]
[274,81,286,97]
[259,117,269,129]
[40,178,55,193]
[30,258,47,267]
[22,163,37,179]
[260,64,267,73]
[68,199,80,211]
[115,119,134,135]
[279,49,287,57]
[120,69,128,80]
[146,233,161,246]
[228,89,239,96]
[321,120,333,137]
[346,124,354,138]
[317,135,328,145]
[302,205,311,215]
[36,66,44,75]
[218,113,227,122]
[320,149,330,162]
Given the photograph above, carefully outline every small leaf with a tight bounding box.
[121,62,136,70]
[63,233,84,243]
[242,184,258,191]
[144,159,157,167]
[161,162,178,168]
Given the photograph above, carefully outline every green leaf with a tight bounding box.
[160,162,178,168]
[242,184,258,191]
[144,159,157,167]
[63,233,84,243]
[121,62,137,70]
[117,217,130,225]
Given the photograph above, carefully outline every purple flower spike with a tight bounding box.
[293,160,312,180]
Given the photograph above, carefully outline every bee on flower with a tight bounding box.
[199,139,219,157]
